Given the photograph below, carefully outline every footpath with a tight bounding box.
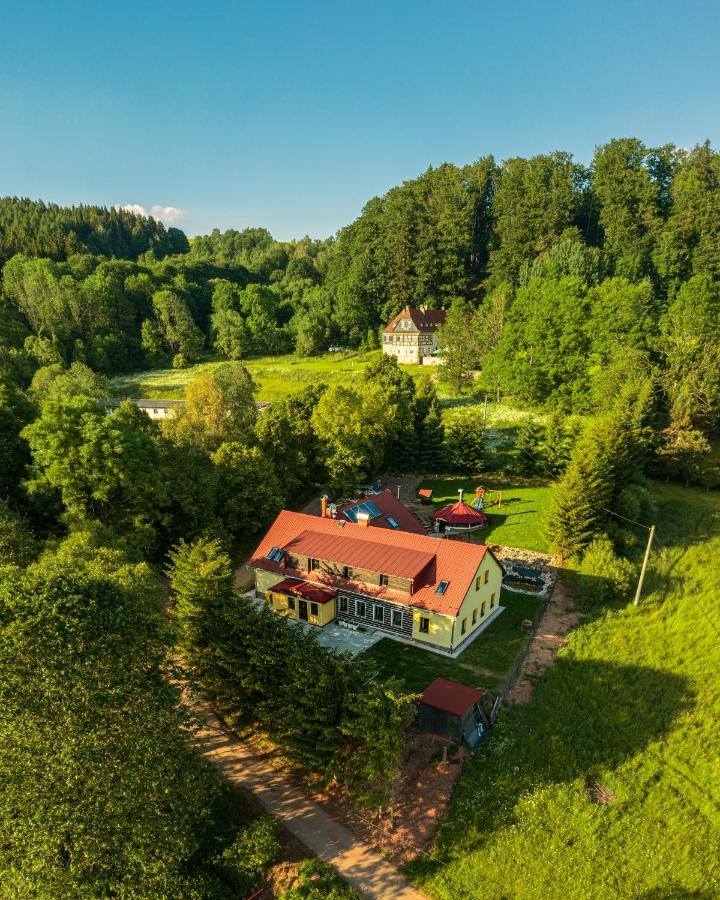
[190,698,427,900]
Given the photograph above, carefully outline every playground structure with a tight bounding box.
[472,485,503,511]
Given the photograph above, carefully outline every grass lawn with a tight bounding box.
[419,476,554,553]
[361,588,544,695]
[108,350,428,402]
[408,480,720,898]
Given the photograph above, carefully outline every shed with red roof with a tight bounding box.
[418,677,491,743]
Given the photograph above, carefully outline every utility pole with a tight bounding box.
[633,524,656,606]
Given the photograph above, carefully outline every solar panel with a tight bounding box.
[435,580,449,595]
[361,501,381,518]
[386,517,399,529]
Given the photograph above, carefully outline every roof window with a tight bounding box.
[435,580,449,595]
[386,516,399,529]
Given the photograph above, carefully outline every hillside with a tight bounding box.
[411,481,720,898]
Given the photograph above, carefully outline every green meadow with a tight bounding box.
[419,476,554,553]
[108,351,428,402]
[409,481,720,898]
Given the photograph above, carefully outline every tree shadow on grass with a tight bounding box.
[407,656,694,879]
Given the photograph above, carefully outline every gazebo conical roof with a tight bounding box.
[434,500,488,526]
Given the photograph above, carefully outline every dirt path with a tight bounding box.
[189,697,427,900]
[506,572,581,705]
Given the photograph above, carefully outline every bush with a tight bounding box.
[280,859,360,899]
[215,817,280,895]
[578,536,635,607]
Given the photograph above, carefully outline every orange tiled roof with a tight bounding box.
[383,307,446,334]
[336,489,427,535]
[249,510,493,616]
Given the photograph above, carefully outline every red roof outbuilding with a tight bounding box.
[420,678,487,717]
[434,500,488,526]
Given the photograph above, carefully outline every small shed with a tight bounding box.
[418,677,490,748]
[418,488,433,504]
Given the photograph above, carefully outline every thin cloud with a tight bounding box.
[115,203,186,225]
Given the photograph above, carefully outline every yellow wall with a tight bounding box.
[266,589,336,628]
[452,554,504,647]
[255,568,281,596]
[411,608,455,648]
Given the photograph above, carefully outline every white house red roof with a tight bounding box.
[249,510,497,617]
[383,307,446,334]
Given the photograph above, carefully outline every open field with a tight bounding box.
[409,481,720,898]
[362,589,544,695]
[419,476,554,553]
[108,351,428,402]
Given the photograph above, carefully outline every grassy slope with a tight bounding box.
[409,481,720,898]
[419,476,554,553]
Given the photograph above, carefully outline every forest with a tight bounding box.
[1,137,719,896]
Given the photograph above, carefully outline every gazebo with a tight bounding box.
[434,489,488,533]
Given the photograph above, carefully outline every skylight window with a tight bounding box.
[435,580,449,595]
[386,517,399,529]
[268,548,285,563]
[267,547,279,560]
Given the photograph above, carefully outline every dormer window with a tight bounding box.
[379,574,389,586]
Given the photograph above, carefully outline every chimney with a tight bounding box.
[321,495,328,518]
[356,511,370,528]
[458,488,464,504]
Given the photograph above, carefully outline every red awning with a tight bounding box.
[434,501,488,526]
[269,579,337,604]
[420,678,486,717]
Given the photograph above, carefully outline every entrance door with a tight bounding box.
[298,600,309,621]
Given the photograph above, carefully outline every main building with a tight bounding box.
[249,509,503,655]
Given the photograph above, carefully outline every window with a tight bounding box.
[475,576,481,591]
[343,565,353,579]
[379,574,389,587]
[484,570,489,584]
[287,597,296,611]
[472,608,477,625]
[339,596,348,613]
[419,617,430,634]
[309,558,320,571]
[267,546,279,561]
[374,605,384,623]
[386,516,399,529]
[310,602,319,617]
[481,602,486,617]
[435,580,449,595]
[491,592,496,608]
[461,618,467,635]
[357,601,366,617]
[392,609,402,627]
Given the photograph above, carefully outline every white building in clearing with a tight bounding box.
[382,305,446,365]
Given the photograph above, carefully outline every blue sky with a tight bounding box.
[1,0,718,240]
